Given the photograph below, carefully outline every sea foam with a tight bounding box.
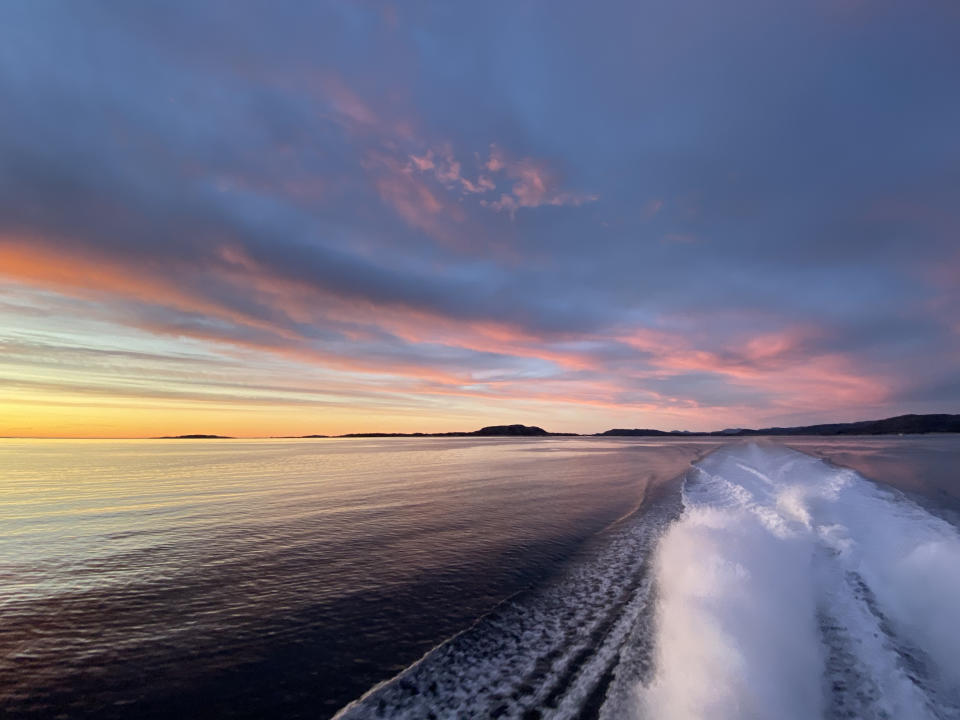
[638,442,960,720]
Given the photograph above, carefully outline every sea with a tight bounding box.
[2,435,959,719]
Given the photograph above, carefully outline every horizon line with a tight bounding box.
[3,411,956,440]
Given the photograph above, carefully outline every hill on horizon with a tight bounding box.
[599,413,960,437]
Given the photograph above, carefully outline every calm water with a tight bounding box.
[0,437,714,719]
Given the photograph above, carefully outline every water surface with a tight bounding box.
[6,435,958,719]
[0,437,710,718]
[338,438,960,719]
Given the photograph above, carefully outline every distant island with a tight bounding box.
[598,413,960,437]
[334,424,576,438]
[155,414,960,440]
[162,426,570,439]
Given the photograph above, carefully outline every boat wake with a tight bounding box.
[641,442,960,720]
[335,443,960,719]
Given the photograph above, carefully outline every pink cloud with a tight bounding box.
[364,151,471,246]
[474,148,600,215]
[434,151,462,186]
[510,162,549,206]
[309,72,415,140]
[483,158,597,215]
[408,143,498,197]
[404,136,597,217]
[375,173,443,225]
[0,232,896,426]
[485,145,506,172]
[460,175,495,193]
[408,150,435,171]
[616,323,888,414]
[320,75,378,129]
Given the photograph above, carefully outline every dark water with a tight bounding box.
[0,437,714,719]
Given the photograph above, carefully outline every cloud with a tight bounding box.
[407,150,435,172]
[0,1,957,434]
[486,146,506,172]
[481,157,598,215]
[321,74,379,129]
[405,142,590,211]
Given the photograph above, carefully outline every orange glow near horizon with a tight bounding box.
[0,265,904,439]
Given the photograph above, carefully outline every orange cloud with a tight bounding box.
[0,232,893,434]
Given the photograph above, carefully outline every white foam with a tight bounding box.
[637,442,960,719]
[333,487,681,720]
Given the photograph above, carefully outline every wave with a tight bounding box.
[640,442,960,720]
[334,442,960,719]
[332,481,682,719]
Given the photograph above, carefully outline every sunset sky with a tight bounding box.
[1,1,958,437]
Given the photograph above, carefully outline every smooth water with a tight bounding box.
[0,437,712,718]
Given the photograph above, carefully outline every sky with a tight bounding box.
[1,1,958,437]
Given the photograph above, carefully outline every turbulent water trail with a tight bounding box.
[639,442,960,720]
[336,442,960,719]
[333,484,682,720]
